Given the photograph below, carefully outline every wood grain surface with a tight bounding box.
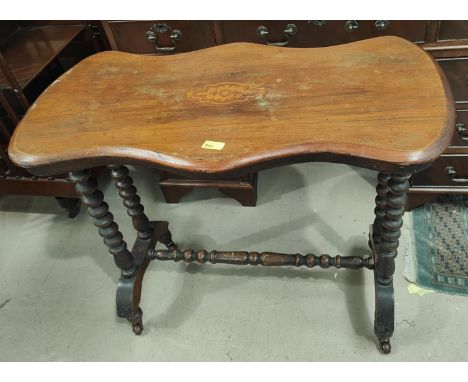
[0,25,84,88]
[9,36,455,177]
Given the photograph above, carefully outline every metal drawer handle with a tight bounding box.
[344,20,359,32]
[308,20,327,27]
[375,20,390,30]
[145,23,182,53]
[456,123,468,141]
[446,166,468,183]
[256,24,297,46]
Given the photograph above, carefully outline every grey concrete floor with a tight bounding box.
[0,163,467,361]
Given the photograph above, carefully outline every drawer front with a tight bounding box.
[437,58,468,103]
[412,156,468,187]
[104,21,215,54]
[438,21,468,41]
[221,20,428,47]
[451,110,468,146]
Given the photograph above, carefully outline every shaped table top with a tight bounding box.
[9,36,454,177]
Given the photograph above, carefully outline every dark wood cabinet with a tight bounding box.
[101,21,216,54]
[0,21,101,216]
[437,57,468,103]
[412,156,468,187]
[438,21,468,41]
[450,110,468,146]
[159,172,258,206]
[403,21,468,209]
[218,20,429,47]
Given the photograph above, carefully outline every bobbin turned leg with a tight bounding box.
[108,165,177,250]
[372,173,410,354]
[69,170,135,276]
[370,173,391,250]
[69,169,141,332]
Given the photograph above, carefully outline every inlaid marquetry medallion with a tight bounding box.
[187,82,266,105]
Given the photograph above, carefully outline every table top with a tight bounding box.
[9,36,454,177]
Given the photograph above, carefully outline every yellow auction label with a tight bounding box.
[201,140,225,150]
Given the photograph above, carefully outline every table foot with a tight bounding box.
[116,260,148,331]
[379,338,392,354]
[128,307,144,335]
[116,220,176,333]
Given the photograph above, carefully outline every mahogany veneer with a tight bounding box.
[9,37,454,177]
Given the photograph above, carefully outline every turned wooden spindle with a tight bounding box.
[108,165,153,240]
[69,169,135,277]
[148,249,374,269]
[372,173,391,247]
[377,174,410,285]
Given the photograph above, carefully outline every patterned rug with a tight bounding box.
[403,196,468,296]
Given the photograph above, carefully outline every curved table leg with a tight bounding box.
[372,172,410,354]
[116,220,174,334]
[116,260,149,335]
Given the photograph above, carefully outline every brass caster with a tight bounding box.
[379,339,391,354]
[129,307,143,335]
[132,322,143,335]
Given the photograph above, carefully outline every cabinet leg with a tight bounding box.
[220,187,257,206]
[55,197,82,218]
[160,185,194,203]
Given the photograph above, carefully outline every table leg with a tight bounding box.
[108,165,177,250]
[70,167,178,334]
[69,169,136,277]
[371,173,391,248]
[372,172,410,354]
[106,164,177,333]
[108,165,153,239]
[69,169,143,332]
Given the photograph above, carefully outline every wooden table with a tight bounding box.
[8,36,454,354]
